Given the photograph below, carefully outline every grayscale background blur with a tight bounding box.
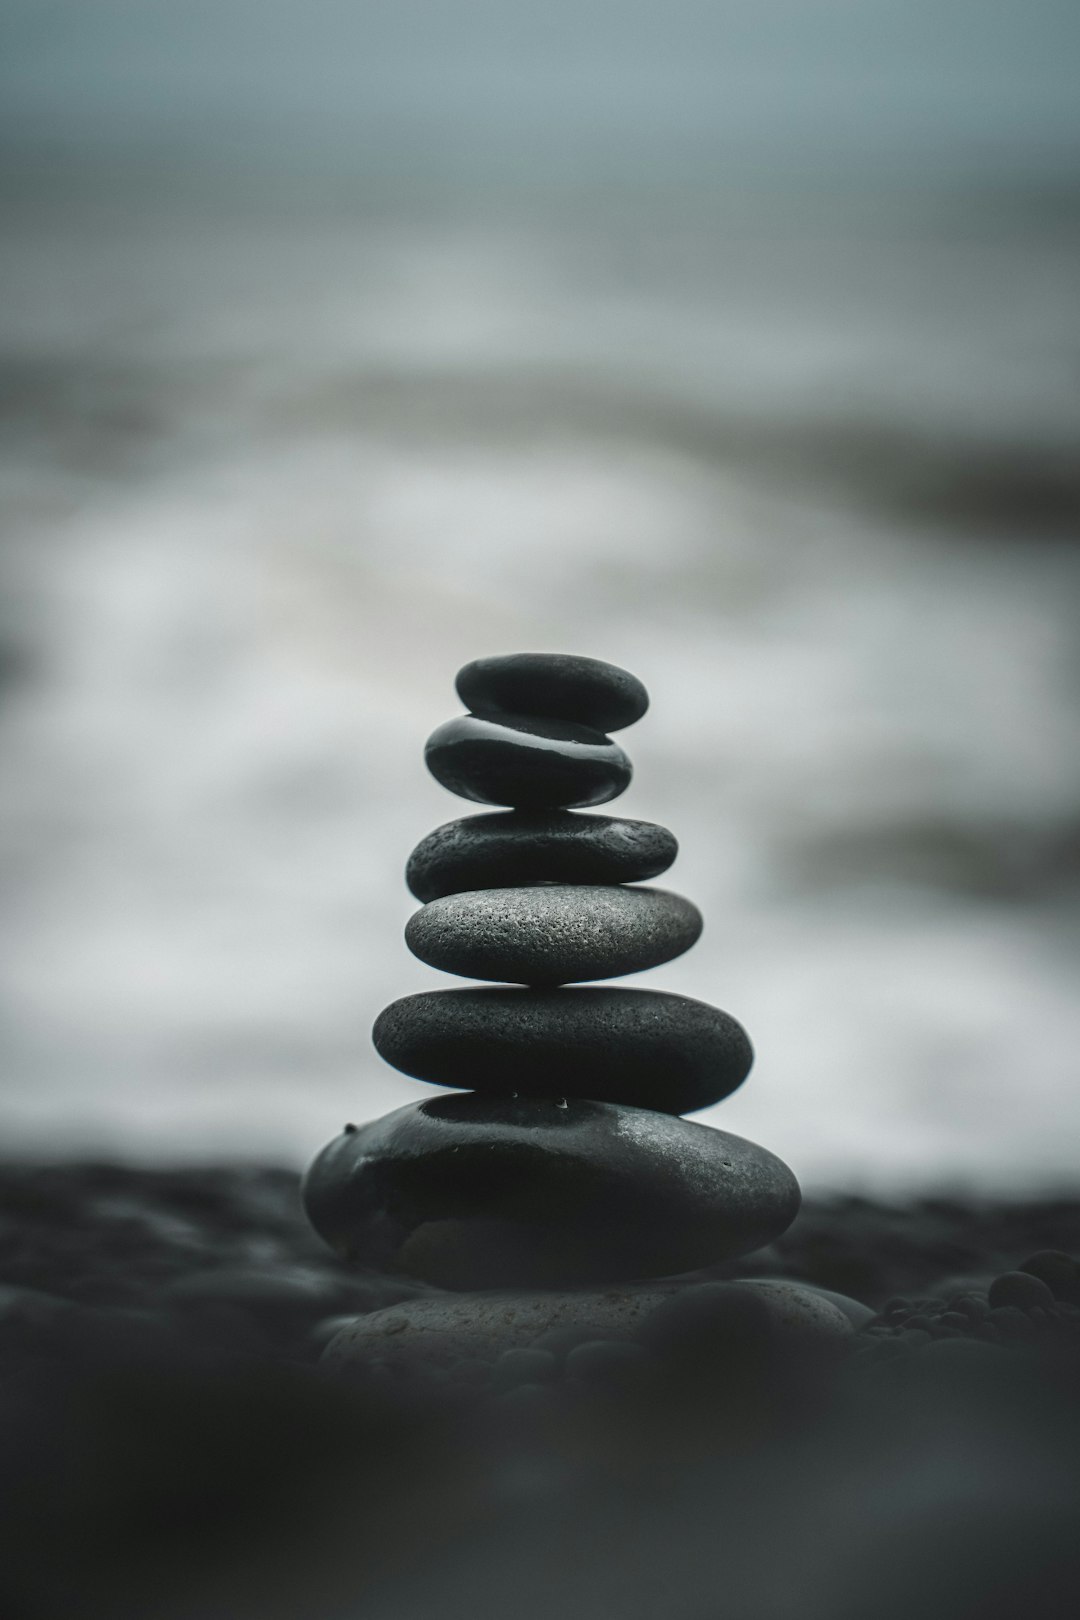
[2,2,1078,1188]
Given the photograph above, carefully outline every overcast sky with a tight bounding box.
[2,1,1079,184]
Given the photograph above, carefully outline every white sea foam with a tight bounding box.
[1,193,1078,1188]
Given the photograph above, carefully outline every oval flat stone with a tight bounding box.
[425,713,631,809]
[372,987,753,1114]
[405,810,677,902]
[456,652,648,733]
[324,1284,682,1369]
[302,1094,800,1289]
[405,885,702,985]
[319,1278,849,1373]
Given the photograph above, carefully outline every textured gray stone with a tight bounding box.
[405,884,702,985]
[320,1278,851,1372]
[372,986,753,1114]
[425,713,631,809]
[322,1284,681,1368]
[711,1279,868,1335]
[783,1282,876,1329]
[405,810,678,902]
[303,1094,800,1290]
[636,1278,856,1360]
[456,652,648,733]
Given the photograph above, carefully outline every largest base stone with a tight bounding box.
[321,1279,855,1373]
[303,1094,800,1290]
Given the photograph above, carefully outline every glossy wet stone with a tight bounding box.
[405,885,703,985]
[456,652,648,733]
[372,987,753,1114]
[302,1094,800,1290]
[405,810,678,902]
[425,713,631,809]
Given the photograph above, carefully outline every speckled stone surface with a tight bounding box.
[425,713,631,808]
[455,653,649,733]
[787,1282,875,1328]
[372,986,753,1114]
[323,1282,684,1367]
[405,810,678,902]
[302,1095,801,1289]
[405,885,702,985]
[636,1279,857,1358]
[320,1277,850,1371]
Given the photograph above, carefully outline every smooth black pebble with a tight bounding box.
[302,1094,800,1290]
[1018,1251,1078,1299]
[372,986,753,1114]
[456,652,648,733]
[564,1339,651,1389]
[405,810,677,902]
[988,1271,1056,1311]
[425,713,631,809]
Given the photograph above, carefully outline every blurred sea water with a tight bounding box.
[2,0,1080,1187]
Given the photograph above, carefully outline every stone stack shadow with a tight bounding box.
[303,654,801,1295]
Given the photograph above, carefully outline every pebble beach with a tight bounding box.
[3,8,1080,1615]
[2,1161,1079,1619]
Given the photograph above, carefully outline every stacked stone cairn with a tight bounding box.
[305,654,851,1370]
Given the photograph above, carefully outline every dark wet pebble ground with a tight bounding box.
[1,1161,1079,1620]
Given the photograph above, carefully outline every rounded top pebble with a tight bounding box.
[456,653,649,733]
